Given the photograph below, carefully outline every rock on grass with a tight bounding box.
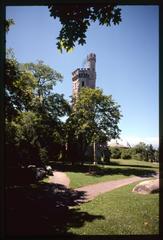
[132,179,159,194]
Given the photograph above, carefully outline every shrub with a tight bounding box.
[110,147,121,159]
[121,149,132,159]
[133,153,142,161]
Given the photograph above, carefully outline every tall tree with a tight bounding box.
[147,144,155,162]
[20,61,63,99]
[5,54,70,168]
[66,88,122,164]
[5,57,37,121]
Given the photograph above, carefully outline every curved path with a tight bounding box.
[47,171,158,202]
[75,176,150,202]
[48,171,70,187]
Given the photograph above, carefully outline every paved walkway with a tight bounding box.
[47,171,157,202]
[48,171,70,187]
[75,176,149,202]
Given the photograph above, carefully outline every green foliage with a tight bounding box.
[133,153,142,161]
[154,149,159,162]
[133,142,148,161]
[121,142,158,162]
[110,147,121,159]
[5,52,70,169]
[146,144,155,162]
[109,143,158,162]
[71,88,121,142]
[132,142,154,162]
[6,48,16,59]
[66,88,122,163]
[21,60,63,99]
[6,111,42,167]
[121,148,132,159]
[5,18,15,32]
[48,3,121,52]
[5,57,38,120]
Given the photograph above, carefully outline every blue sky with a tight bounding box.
[6,5,159,147]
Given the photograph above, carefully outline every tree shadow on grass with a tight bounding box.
[116,164,158,169]
[5,183,104,237]
[89,167,157,178]
[52,162,157,177]
[108,161,158,169]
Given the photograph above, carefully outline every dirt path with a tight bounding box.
[48,171,70,187]
[47,171,156,202]
[75,176,150,202]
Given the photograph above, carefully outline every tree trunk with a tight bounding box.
[93,141,96,165]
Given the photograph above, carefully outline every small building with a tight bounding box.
[108,139,131,149]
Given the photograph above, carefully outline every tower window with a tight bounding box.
[82,81,85,87]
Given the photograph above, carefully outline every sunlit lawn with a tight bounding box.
[39,159,159,235]
[67,171,128,188]
[111,158,159,168]
[65,159,159,188]
[68,183,159,235]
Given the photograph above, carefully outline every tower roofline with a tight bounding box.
[72,68,91,75]
[87,53,96,60]
[72,53,96,98]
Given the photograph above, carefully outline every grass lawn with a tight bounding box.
[111,159,159,168]
[65,159,159,188]
[67,171,128,188]
[68,183,159,235]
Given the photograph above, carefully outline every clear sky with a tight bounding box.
[6,5,159,147]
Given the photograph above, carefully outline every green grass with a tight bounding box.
[66,159,159,188]
[41,177,49,183]
[68,183,159,235]
[111,158,159,168]
[67,171,128,188]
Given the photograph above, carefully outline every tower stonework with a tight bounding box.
[72,53,96,99]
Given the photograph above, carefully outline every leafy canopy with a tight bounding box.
[5,3,121,52]
[48,3,121,52]
[5,52,70,167]
[5,18,15,33]
[67,87,122,145]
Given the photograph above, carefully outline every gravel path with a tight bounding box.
[48,171,70,187]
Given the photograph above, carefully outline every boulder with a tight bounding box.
[132,179,159,194]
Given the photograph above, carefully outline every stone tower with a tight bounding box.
[72,53,96,99]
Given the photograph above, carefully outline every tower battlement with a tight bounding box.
[87,53,96,61]
[72,68,90,76]
[72,53,96,99]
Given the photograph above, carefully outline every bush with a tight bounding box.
[121,149,132,159]
[132,142,149,161]
[133,153,142,161]
[110,147,121,159]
